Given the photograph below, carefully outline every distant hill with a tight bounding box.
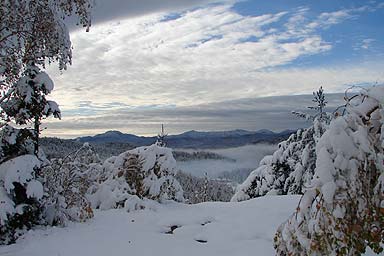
[76,129,295,149]
[40,137,135,160]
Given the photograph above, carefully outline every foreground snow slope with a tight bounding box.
[0,196,377,256]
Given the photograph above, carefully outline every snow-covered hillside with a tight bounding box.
[1,196,299,256]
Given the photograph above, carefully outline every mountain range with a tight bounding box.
[76,129,295,149]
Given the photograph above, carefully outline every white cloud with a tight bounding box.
[44,2,384,137]
[48,4,331,108]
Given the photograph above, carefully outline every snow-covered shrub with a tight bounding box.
[231,119,326,202]
[42,143,99,226]
[0,125,44,244]
[275,86,384,255]
[87,144,184,211]
[0,154,44,244]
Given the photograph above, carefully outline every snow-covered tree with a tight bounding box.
[199,173,210,202]
[176,171,234,203]
[232,88,329,202]
[0,154,43,244]
[0,125,35,163]
[0,125,43,245]
[292,86,330,123]
[275,86,384,255]
[123,153,145,198]
[1,65,61,155]
[156,124,168,147]
[0,0,92,244]
[42,143,100,226]
[230,126,321,201]
[0,0,91,87]
[87,144,184,211]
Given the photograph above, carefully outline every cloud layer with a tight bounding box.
[43,93,346,138]
[45,1,384,137]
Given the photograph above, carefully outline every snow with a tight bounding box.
[0,187,14,225]
[321,181,336,204]
[0,195,378,256]
[26,180,44,199]
[35,71,54,92]
[0,155,41,194]
[0,196,299,256]
[87,144,184,210]
[0,154,43,227]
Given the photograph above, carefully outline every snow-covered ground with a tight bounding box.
[177,144,276,178]
[0,195,379,256]
[1,196,298,256]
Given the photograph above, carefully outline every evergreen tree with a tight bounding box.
[232,87,328,202]
[292,86,330,123]
[156,124,168,147]
[309,86,327,121]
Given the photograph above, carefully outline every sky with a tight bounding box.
[44,0,384,138]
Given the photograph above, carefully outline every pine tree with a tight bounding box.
[309,86,327,121]
[292,86,330,123]
[232,88,328,202]
[156,124,168,147]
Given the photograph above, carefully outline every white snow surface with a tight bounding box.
[0,195,378,255]
[1,196,298,256]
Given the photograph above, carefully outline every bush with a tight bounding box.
[42,143,98,226]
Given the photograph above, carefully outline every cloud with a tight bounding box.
[44,1,384,137]
[286,2,384,35]
[42,93,348,138]
[67,0,236,29]
[49,3,383,109]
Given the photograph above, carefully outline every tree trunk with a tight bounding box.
[34,115,39,156]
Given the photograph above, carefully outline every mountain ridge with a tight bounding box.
[75,129,295,149]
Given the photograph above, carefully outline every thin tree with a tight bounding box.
[156,124,168,147]
[292,86,329,123]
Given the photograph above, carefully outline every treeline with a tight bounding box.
[173,150,235,162]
